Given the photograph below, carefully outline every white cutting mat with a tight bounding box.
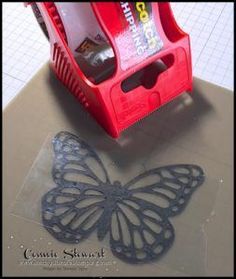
[2,2,234,109]
[171,2,234,88]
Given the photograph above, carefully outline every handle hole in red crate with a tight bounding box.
[121,54,174,93]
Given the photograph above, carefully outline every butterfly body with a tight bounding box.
[42,131,205,264]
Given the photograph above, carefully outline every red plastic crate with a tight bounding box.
[26,2,192,138]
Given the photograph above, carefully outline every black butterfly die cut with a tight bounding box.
[41,131,205,264]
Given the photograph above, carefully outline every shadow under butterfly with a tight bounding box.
[41,131,205,264]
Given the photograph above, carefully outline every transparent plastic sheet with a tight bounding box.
[10,130,225,276]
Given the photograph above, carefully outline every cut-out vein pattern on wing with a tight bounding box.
[124,164,205,216]
[41,185,106,243]
[52,131,110,187]
[109,201,174,263]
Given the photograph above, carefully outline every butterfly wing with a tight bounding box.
[41,131,111,243]
[42,185,107,243]
[109,200,174,263]
[124,164,205,216]
[108,164,205,263]
[52,131,110,187]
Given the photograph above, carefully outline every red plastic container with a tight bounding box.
[26,2,192,138]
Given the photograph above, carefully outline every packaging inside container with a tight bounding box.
[31,2,115,84]
[54,2,116,84]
